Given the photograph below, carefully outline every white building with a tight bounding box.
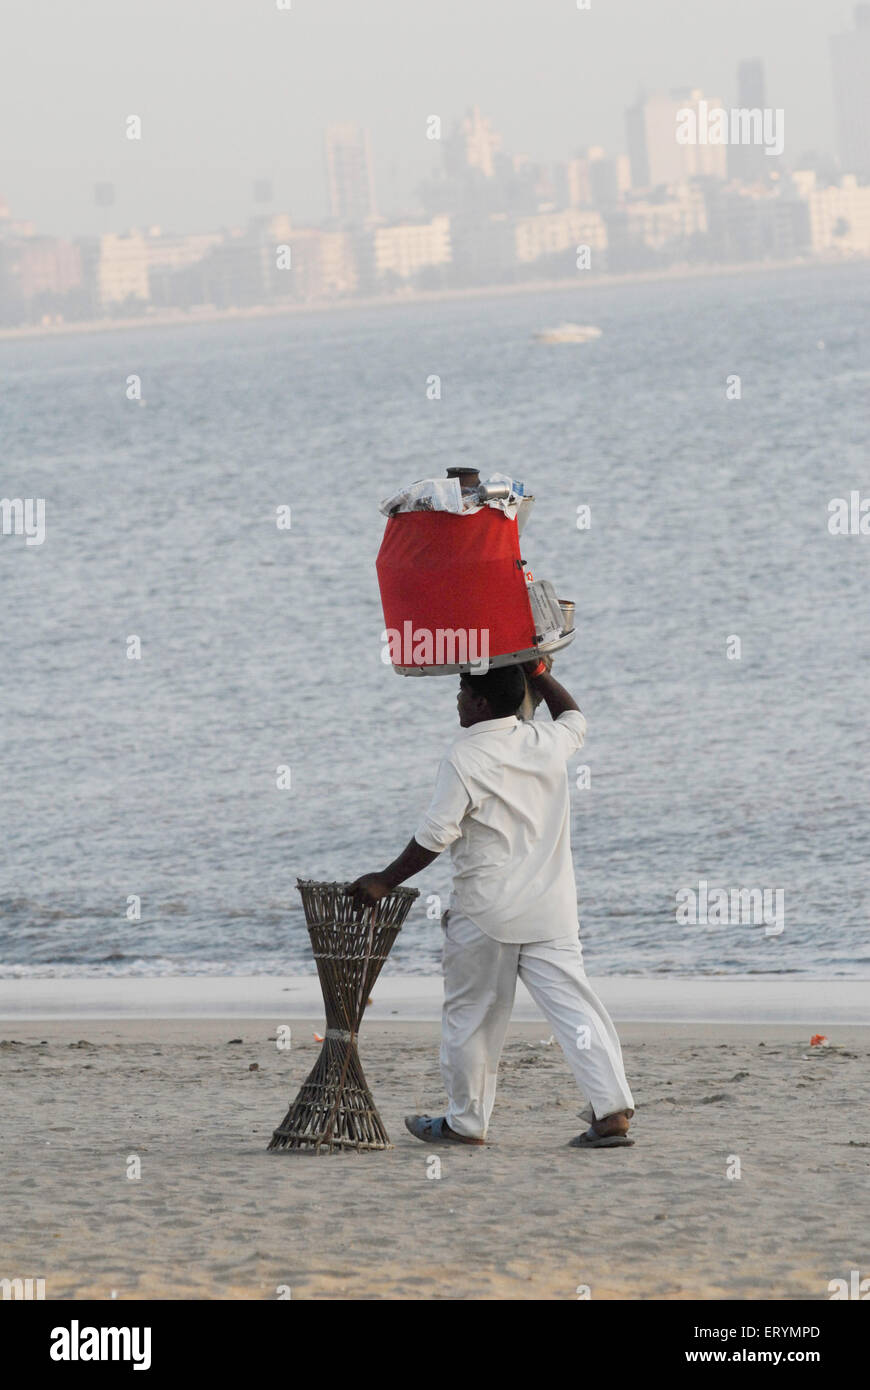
[96,232,149,307]
[791,171,870,254]
[373,215,451,280]
[288,226,358,298]
[513,208,607,263]
[144,228,223,272]
[610,185,708,254]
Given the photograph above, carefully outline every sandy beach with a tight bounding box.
[3,1008,867,1301]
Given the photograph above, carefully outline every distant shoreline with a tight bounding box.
[1,254,866,343]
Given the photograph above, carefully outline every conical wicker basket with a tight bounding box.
[268,879,418,1153]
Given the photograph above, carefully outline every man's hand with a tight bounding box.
[345,839,440,912]
[345,874,391,911]
[519,659,580,716]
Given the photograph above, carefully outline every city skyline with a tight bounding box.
[2,1,868,329]
[0,0,860,240]
[3,66,870,332]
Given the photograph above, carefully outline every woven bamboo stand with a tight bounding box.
[268,879,418,1153]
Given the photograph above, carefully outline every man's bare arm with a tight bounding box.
[381,837,439,889]
[346,838,439,909]
[522,662,581,719]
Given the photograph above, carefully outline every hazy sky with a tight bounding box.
[0,0,857,238]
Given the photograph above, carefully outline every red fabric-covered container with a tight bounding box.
[376,508,537,673]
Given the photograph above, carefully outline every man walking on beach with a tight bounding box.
[347,661,635,1149]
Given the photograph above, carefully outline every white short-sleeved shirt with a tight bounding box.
[414,710,587,943]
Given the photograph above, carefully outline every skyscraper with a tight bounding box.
[738,58,765,110]
[324,124,378,226]
[626,90,726,189]
[626,93,681,187]
[444,106,503,179]
[728,60,768,182]
[830,5,870,176]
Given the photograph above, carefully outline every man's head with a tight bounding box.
[457,665,525,727]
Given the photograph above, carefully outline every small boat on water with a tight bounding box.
[533,322,602,344]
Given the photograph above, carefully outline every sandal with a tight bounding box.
[569,1126,634,1149]
[404,1114,486,1146]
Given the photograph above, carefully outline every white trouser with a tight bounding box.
[440,910,635,1139]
